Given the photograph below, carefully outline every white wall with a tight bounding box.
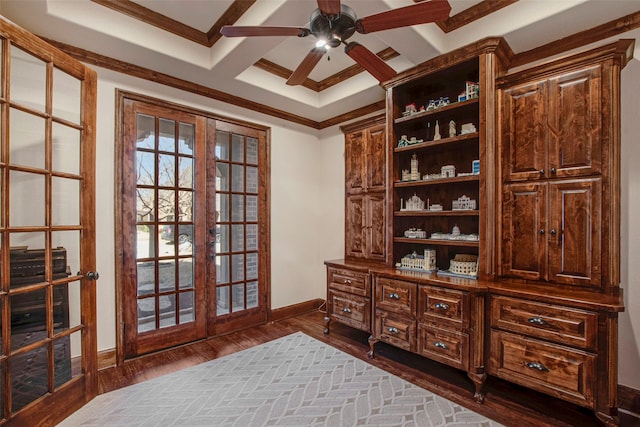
[92,66,324,351]
[316,129,347,294]
[619,58,640,391]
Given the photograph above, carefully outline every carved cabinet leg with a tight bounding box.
[467,371,487,403]
[367,335,378,358]
[323,316,331,334]
[596,411,619,427]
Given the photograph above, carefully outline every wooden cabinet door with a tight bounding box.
[345,194,366,259]
[366,191,386,262]
[548,66,602,178]
[501,80,547,182]
[502,182,547,280]
[548,179,601,286]
[366,125,387,192]
[345,130,365,195]
[346,193,386,262]
[343,117,387,263]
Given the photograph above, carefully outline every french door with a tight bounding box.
[0,17,97,426]
[119,95,269,357]
[121,100,207,357]
[207,120,269,336]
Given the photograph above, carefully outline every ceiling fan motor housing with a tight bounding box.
[310,4,357,47]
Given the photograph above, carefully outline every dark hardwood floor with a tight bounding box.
[98,310,640,427]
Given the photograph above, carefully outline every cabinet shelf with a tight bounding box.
[394,237,479,247]
[394,132,479,153]
[395,209,479,217]
[394,98,479,124]
[395,175,479,188]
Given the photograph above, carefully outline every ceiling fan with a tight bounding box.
[220,0,452,86]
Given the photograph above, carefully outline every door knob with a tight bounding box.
[85,271,100,280]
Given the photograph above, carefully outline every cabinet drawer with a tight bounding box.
[374,310,415,352]
[417,324,469,370]
[327,290,371,332]
[374,277,416,315]
[491,296,597,350]
[489,330,596,408]
[327,267,369,297]
[419,286,468,328]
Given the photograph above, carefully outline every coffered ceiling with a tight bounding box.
[1,0,640,129]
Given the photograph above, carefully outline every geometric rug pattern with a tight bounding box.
[57,332,504,426]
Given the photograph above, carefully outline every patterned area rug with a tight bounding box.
[58,332,504,426]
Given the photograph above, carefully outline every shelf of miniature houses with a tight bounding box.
[394,98,479,125]
[394,174,479,188]
[394,209,478,217]
[394,237,479,248]
[394,132,479,153]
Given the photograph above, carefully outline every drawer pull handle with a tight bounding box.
[527,317,548,326]
[434,302,449,311]
[342,307,352,313]
[387,327,399,334]
[434,341,448,349]
[388,293,400,300]
[343,279,352,284]
[526,361,549,372]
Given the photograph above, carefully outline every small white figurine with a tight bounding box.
[449,120,456,137]
[410,153,420,181]
[461,123,477,135]
[441,165,456,178]
[433,120,441,140]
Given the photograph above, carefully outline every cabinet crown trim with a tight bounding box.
[498,39,635,87]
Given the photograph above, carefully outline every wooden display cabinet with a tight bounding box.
[365,39,509,403]
[492,40,633,425]
[324,36,632,426]
[389,58,484,275]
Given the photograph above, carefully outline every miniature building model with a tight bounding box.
[449,254,478,277]
[441,165,456,178]
[404,228,427,239]
[410,153,420,180]
[452,195,477,210]
[401,193,425,211]
[399,249,436,271]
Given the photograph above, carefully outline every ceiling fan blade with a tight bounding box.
[286,48,327,86]
[345,42,396,83]
[356,0,451,34]
[220,26,310,37]
[317,0,341,16]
